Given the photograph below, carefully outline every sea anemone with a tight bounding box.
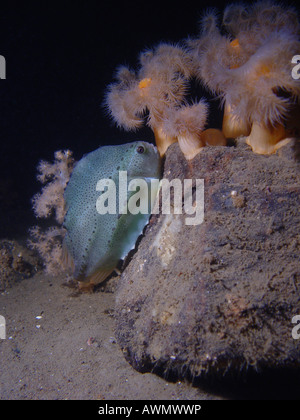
[224,30,300,154]
[161,100,225,160]
[190,1,300,154]
[105,43,193,157]
[105,41,227,160]
[223,1,299,40]
[162,101,209,160]
[188,9,253,139]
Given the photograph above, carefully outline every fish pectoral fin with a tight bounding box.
[79,267,116,289]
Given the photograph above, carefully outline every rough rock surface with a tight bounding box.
[0,239,41,292]
[115,138,300,379]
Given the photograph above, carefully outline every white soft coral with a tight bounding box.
[31,150,74,224]
[28,150,74,276]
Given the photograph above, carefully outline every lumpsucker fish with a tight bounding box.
[63,141,161,288]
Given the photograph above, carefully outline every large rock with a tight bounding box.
[115,138,300,379]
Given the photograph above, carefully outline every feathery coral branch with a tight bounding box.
[28,150,74,276]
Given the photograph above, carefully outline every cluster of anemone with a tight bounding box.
[189,1,300,154]
[105,0,300,157]
[105,43,226,160]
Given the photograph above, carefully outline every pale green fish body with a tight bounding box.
[63,141,161,285]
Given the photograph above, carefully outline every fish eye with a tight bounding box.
[136,145,145,154]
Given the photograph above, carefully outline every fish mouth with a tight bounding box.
[146,142,159,154]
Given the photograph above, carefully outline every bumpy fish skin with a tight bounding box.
[63,141,161,284]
